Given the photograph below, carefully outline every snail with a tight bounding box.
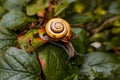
[45,18,76,57]
[45,18,72,42]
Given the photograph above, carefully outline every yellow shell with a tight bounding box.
[45,18,72,42]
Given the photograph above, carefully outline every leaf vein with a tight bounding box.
[8,54,28,71]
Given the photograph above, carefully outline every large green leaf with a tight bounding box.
[2,0,31,10]
[38,44,79,80]
[0,47,42,80]
[54,0,76,16]
[26,0,48,16]
[0,10,34,30]
[0,27,17,52]
[80,52,120,80]
[65,13,92,25]
[71,27,89,54]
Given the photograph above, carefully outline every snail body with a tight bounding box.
[45,18,72,42]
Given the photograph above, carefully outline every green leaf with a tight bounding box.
[54,0,76,16]
[2,0,31,11]
[109,1,120,14]
[64,74,78,80]
[0,5,7,18]
[104,37,120,51]
[26,0,48,16]
[84,0,96,11]
[0,10,33,30]
[71,28,89,54]
[38,44,78,80]
[0,47,42,80]
[0,27,17,52]
[18,29,47,53]
[80,52,120,80]
[65,13,92,25]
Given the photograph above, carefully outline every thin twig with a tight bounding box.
[94,16,120,33]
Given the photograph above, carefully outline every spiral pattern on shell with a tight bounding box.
[45,18,72,42]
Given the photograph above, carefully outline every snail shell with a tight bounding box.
[45,18,72,42]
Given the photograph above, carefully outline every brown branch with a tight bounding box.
[94,16,120,33]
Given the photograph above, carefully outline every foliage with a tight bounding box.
[0,0,120,80]
[0,47,41,80]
